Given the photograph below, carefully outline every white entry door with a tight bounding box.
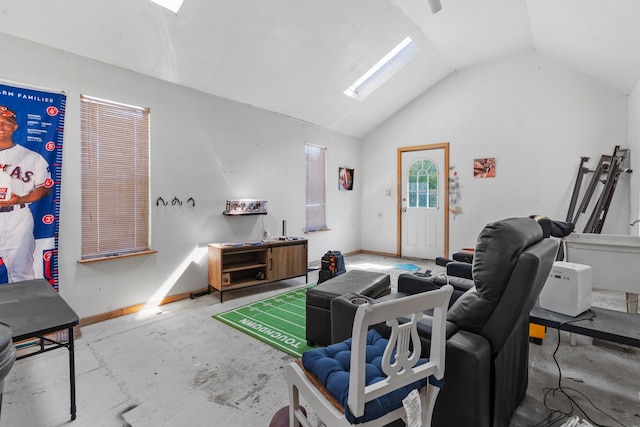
[401,148,445,259]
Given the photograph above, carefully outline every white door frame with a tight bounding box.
[397,143,450,258]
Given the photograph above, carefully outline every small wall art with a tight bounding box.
[339,167,354,190]
[223,199,268,215]
[473,158,496,178]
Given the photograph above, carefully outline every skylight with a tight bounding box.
[150,0,184,13]
[343,37,420,101]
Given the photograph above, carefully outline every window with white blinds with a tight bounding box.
[305,144,327,232]
[80,95,151,260]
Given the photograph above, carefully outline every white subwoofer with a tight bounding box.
[539,261,592,317]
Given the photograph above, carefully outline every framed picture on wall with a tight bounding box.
[473,158,496,178]
[339,167,354,190]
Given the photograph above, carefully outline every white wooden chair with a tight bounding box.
[287,285,453,427]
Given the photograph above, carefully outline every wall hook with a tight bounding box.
[172,196,183,206]
[156,197,168,206]
[187,197,195,207]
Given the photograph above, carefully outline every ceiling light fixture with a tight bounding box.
[428,0,442,14]
[344,36,420,101]
[150,0,184,13]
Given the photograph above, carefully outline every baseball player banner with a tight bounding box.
[0,81,65,290]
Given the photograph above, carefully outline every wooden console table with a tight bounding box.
[208,239,308,302]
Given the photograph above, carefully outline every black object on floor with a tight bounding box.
[318,250,346,284]
[413,269,432,277]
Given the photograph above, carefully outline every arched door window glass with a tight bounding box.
[407,158,438,208]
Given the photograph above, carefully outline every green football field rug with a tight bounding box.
[213,285,315,358]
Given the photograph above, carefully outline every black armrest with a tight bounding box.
[452,251,474,263]
[330,292,377,344]
[398,272,473,305]
[397,273,446,295]
[436,256,453,266]
[434,330,492,426]
[446,261,473,280]
[411,314,460,341]
[372,322,493,427]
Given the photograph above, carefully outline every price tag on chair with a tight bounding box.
[402,389,422,427]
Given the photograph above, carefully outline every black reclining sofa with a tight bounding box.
[332,217,559,427]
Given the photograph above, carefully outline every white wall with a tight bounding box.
[361,51,630,255]
[2,35,633,320]
[629,82,640,235]
[0,33,361,319]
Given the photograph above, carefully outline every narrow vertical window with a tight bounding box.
[80,95,151,260]
[305,144,327,231]
[408,158,438,209]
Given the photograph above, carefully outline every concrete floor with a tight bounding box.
[1,254,639,427]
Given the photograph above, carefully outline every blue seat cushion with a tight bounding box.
[301,329,430,424]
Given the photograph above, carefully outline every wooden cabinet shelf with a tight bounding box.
[222,261,268,273]
[208,239,308,302]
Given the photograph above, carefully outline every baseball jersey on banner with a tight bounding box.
[0,144,51,196]
[0,170,11,201]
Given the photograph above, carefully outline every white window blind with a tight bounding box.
[305,144,327,232]
[80,95,150,260]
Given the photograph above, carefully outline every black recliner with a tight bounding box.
[423,215,573,305]
[331,217,559,427]
[400,217,559,427]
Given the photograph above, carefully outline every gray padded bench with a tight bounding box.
[305,269,391,346]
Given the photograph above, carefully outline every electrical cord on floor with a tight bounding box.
[531,310,627,427]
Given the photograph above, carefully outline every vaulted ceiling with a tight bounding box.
[1,0,639,138]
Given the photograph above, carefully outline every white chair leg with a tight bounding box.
[288,392,297,427]
[421,385,439,427]
[288,376,302,426]
[287,364,314,427]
